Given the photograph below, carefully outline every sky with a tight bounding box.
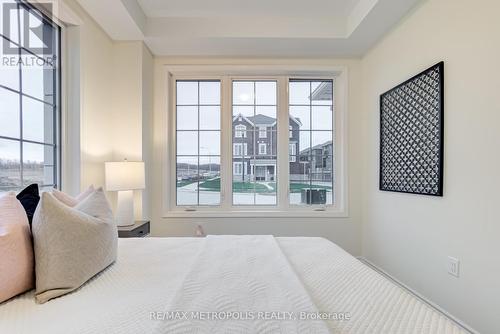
[176,80,334,158]
[0,66,53,164]
[1,2,56,164]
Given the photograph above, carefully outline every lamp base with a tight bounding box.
[115,190,135,227]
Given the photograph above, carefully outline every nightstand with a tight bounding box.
[118,220,150,238]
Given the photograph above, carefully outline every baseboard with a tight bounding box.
[357,257,478,334]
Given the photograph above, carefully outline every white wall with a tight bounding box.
[62,0,115,192]
[62,1,153,220]
[109,41,153,218]
[361,0,500,333]
[150,57,364,256]
[141,44,154,220]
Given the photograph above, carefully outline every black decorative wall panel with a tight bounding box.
[379,62,444,196]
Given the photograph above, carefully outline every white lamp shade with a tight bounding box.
[105,161,145,191]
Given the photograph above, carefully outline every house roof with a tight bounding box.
[310,81,333,101]
[233,113,302,127]
[299,140,333,155]
[247,114,275,125]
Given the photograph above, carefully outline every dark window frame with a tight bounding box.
[0,1,61,191]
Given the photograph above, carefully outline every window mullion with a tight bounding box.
[276,77,289,210]
[220,76,232,210]
[17,5,24,187]
[169,75,176,210]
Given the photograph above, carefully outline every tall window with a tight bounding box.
[289,143,296,162]
[259,126,267,138]
[258,143,266,155]
[0,3,61,192]
[176,80,221,206]
[289,80,334,205]
[232,81,277,205]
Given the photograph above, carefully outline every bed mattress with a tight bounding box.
[0,237,466,334]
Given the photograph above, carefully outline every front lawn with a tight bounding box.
[176,180,196,188]
[186,177,332,194]
[199,178,221,191]
[199,178,274,193]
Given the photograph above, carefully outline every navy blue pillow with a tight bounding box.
[16,184,40,227]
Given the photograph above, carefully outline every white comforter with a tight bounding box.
[0,237,467,334]
[156,235,330,333]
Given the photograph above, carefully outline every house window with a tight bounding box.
[258,143,267,155]
[233,143,242,156]
[289,80,334,205]
[176,80,221,206]
[169,73,343,214]
[289,143,296,162]
[235,124,246,138]
[0,3,61,192]
[259,126,267,138]
[233,162,243,175]
[233,143,248,157]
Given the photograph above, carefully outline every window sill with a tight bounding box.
[162,209,348,219]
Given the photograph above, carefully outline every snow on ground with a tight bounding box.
[176,182,332,205]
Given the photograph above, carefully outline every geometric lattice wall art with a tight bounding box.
[379,62,444,196]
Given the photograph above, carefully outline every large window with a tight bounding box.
[175,80,221,206]
[289,80,334,205]
[170,74,342,215]
[0,2,61,191]
[232,80,277,205]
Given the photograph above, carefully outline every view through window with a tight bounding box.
[232,81,277,205]
[0,2,61,191]
[289,80,334,205]
[176,80,221,205]
[173,78,335,209]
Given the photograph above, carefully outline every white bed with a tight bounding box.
[0,237,466,334]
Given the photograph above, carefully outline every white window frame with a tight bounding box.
[235,124,246,138]
[258,143,267,155]
[289,143,296,162]
[289,125,293,138]
[259,126,267,138]
[233,162,243,175]
[161,65,349,218]
[233,143,243,156]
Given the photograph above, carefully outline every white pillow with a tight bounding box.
[52,185,95,207]
[32,188,117,303]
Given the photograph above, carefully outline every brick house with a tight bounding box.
[298,141,333,182]
[293,82,334,183]
[232,114,302,182]
[232,81,333,183]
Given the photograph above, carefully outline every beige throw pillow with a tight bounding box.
[0,192,34,303]
[52,185,95,207]
[32,188,117,303]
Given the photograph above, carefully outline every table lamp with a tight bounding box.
[105,160,145,226]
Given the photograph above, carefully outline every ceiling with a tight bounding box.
[76,0,422,57]
[137,0,358,18]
